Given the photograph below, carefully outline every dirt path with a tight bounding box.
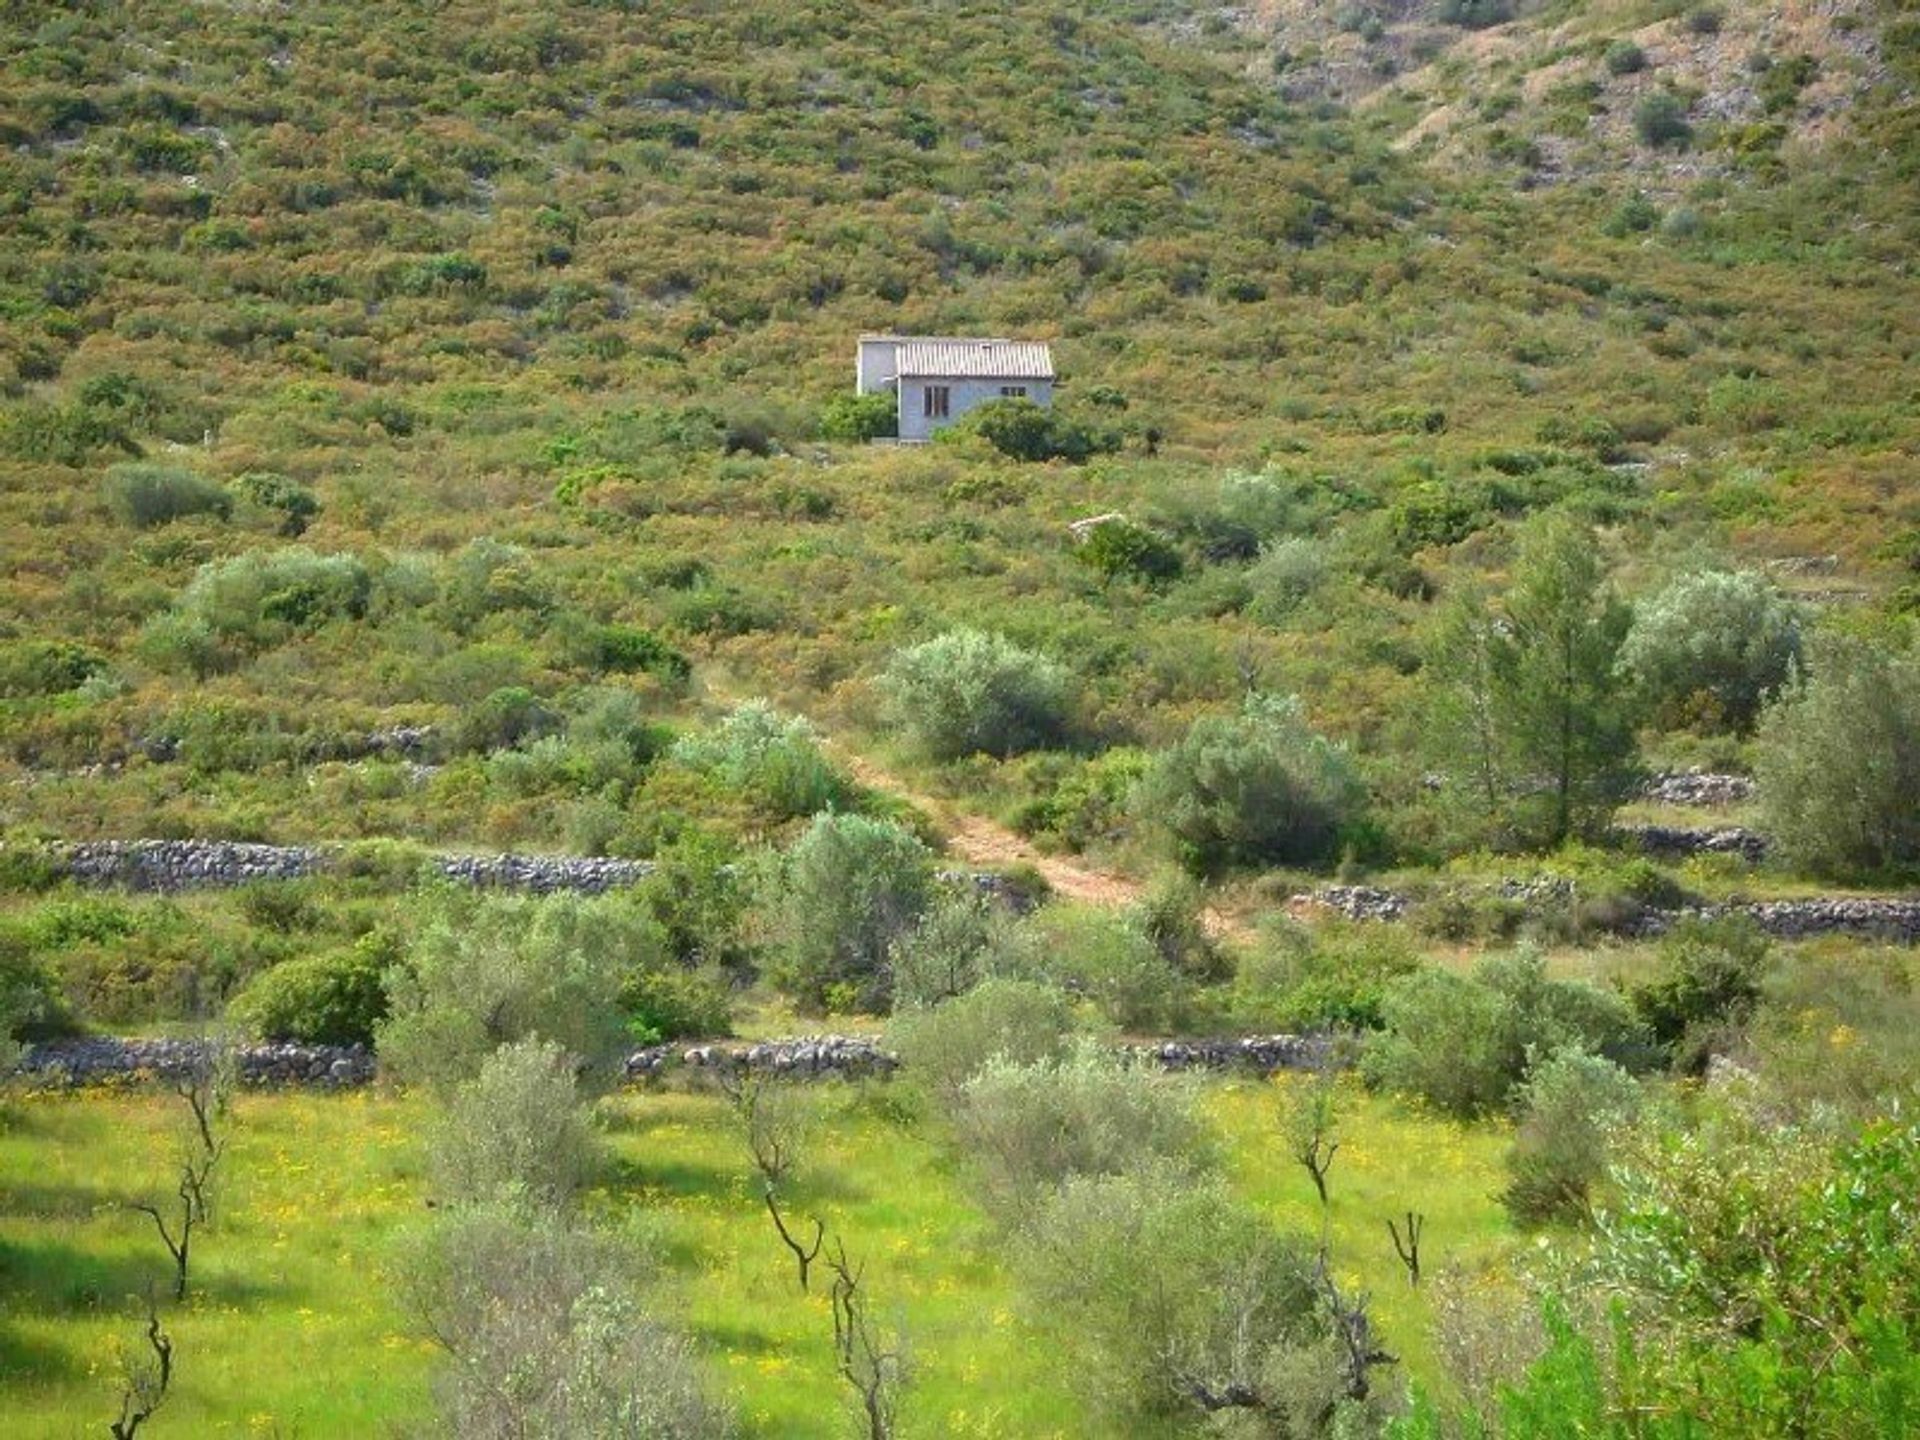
[837,749,1252,939]
[699,672,1249,937]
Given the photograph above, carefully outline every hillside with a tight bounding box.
[6,4,1920,1439]
[3,0,1918,846]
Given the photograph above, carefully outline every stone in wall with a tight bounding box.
[1618,824,1769,862]
[16,1037,375,1088]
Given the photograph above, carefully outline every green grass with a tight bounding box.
[0,1079,1515,1436]
[1207,1076,1518,1388]
[0,1089,432,1438]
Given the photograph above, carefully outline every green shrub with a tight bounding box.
[818,390,897,442]
[144,548,373,672]
[102,462,230,528]
[1755,635,1920,876]
[589,624,690,682]
[1245,537,1330,622]
[1440,0,1513,29]
[636,831,752,972]
[395,1202,732,1438]
[1072,517,1184,585]
[1622,570,1800,733]
[669,701,850,818]
[1604,40,1648,76]
[1023,905,1186,1031]
[945,397,1114,463]
[1629,916,1768,1071]
[1148,469,1304,562]
[761,813,934,1011]
[888,977,1077,1103]
[1011,747,1150,852]
[1634,91,1693,147]
[1131,872,1224,982]
[1364,949,1641,1116]
[1019,1166,1344,1430]
[1134,692,1364,876]
[1232,922,1420,1032]
[450,686,562,755]
[1502,1049,1642,1226]
[377,892,653,1093]
[425,1038,595,1210]
[955,1042,1208,1217]
[879,629,1072,760]
[0,639,107,698]
[888,891,1027,1010]
[619,962,732,1042]
[233,471,319,536]
[0,937,74,1055]
[230,939,390,1046]
[439,537,550,630]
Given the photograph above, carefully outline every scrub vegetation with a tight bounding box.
[4,0,1920,1435]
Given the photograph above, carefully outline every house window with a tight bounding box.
[999,385,1027,398]
[924,385,950,420]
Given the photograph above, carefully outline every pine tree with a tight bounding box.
[1428,515,1638,848]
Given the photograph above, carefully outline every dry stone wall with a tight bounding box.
[45,840,656,894]
[19,1031,1338,1090]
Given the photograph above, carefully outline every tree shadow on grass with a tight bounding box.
[0,1180,117,1222]
[0,1236,277,1317]
[0,1322,81,1386]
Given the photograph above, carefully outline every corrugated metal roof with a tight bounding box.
[895,338,1055,379]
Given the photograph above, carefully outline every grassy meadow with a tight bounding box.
[0,1078,1513,1437]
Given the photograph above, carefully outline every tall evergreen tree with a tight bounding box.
[1427,515,1638,848]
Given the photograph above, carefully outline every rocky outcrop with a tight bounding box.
[17,1037,375,1088]
[1619,824,1769,862]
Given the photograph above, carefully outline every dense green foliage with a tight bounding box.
[229,936,390,1046]
[1621,569,1801,733]
[1755,633,1920,876]
[878,629,1073,761]
[1136,692,1365,874]
[759,813,934,1011]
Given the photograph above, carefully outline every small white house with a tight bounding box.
[855,334,1056,442]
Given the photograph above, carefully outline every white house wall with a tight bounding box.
[856,338,900,394]
[897,377,1054,442]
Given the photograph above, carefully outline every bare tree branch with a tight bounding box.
[1387,1211,1425,1287]
[108,1286,173,1440]
[824,1238,906,1440]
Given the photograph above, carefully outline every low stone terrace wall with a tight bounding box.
[18,1032,1337,1091]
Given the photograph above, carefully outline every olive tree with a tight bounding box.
[760,814,934,1012]
[395,1202,734,1439]
[878,628,1072,760]
[1755,633,1920,876]
[1133,691,1364,875]
[1019,1166,1391,1432]
[377,892,649,1094]
[1621,569,1800,733]
[887,977,1077,1105]
[426,1039,597,1210]
[954,1042,1210,1219]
